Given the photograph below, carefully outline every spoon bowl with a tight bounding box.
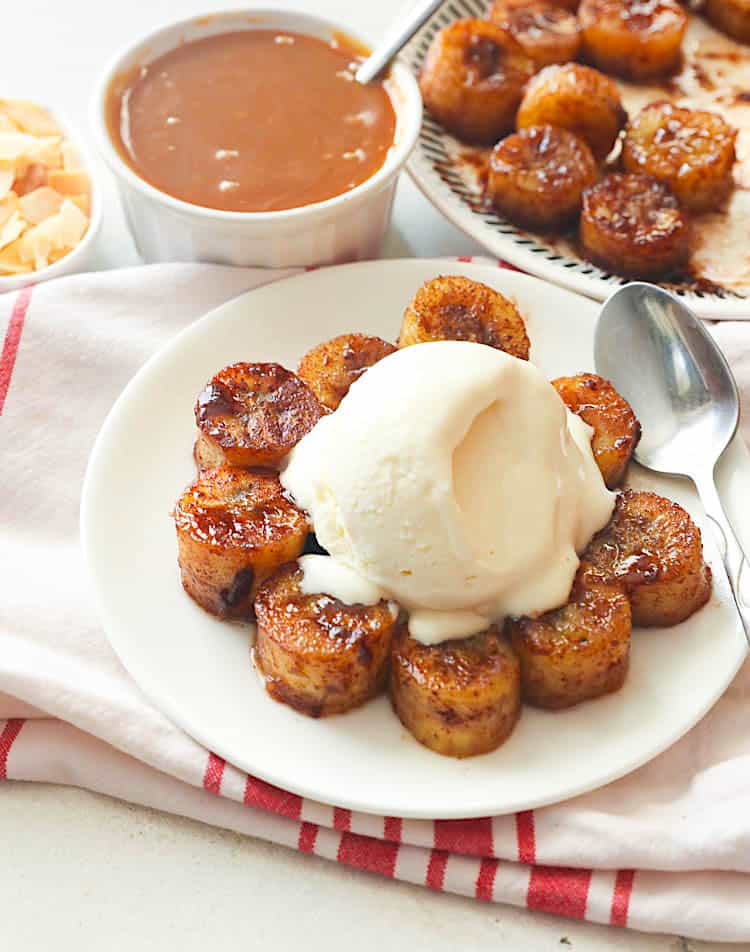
[595,282,749,642]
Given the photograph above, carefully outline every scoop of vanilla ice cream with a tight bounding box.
[282,340,614,644]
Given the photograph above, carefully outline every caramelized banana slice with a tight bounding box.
[705,0,750,43]
[254,562,399,717]
[516,64,627,161]
[487,126,598,231]
[488,0,582,67]
[174,467,310,619]
[399,275,530,359]
[552,373,641,487]
[579,0,687,80]
[580,173,690,278]
[419,19,535,144]
[390,626,521,757]
[507,580,631,709]
[194,362,325,470]
[581,489,712,627]
[297,333,397,411]
[622,102,737,213]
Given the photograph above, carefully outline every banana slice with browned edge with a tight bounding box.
[579,0,687,80]
[254,562,399,717]
[399,275,530,359]
[623,102,737,213]
[419,19,535,144]
[507,579,631,709]
[174,467,310,619]
[297,333,397,411]
[391,625,521,757]
[194,362,325,471]
[552,372,641,488]
[581,489,713,627]
[487,126,598,232]
[488,0,582,68]
[516,63,627,162]
[580,173,690,279]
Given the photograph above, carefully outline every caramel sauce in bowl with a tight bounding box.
[91,10,422,268]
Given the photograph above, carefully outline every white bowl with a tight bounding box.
[0,107,102,293]
[90,9,423,269]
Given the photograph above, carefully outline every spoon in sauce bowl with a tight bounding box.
[595,282,750,645]
[355,0,445,83]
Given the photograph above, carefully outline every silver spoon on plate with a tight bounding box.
[595,282,750,643]
[355,0,444,84]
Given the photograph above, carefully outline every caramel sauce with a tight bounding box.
[106,30,397,212]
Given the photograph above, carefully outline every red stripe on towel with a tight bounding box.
[202,752,225,795]
[475,857,499,901]
[516,810,536,864]
[0,719,25,779]
[384,816,402,843]
[610,869,636,926]
[244,775,303,819]
[298,822,319,853]
[527,866,592,920]
[337,832,400,878]
[434,817,493,857]
[426,849,449,890]
[0,287,32,416]
[333,807,352,831]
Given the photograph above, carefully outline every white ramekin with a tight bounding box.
[90,9,423,269]
[0,107,102,294]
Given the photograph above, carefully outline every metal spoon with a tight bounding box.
[355,0,444,84]
[594,282,750,643]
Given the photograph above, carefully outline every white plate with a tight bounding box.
[81,259,748,819]
[404,0,750,319]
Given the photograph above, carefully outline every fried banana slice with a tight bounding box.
[487,126,598,232]
[399,275,530,359]
[705,0,750,43]
[254,562,399,717]
[552,373,641,488]
[297,333,397,411]
[488,0,582,67]
[194,362,325,470]
[507,580,631,709]
[516,63,627,161]
[390,626,521,757]
[419,19,535,144]
[622,102,737,213]
[580,173,690,279]
[174,467,310,619]
[581,489,712,627]
[579,0,687,80]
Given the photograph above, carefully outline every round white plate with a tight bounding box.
[81,259,748,819]
[404,0,750,319]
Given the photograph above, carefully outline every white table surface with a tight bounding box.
[2,1,746,949]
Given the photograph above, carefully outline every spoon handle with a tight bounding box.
[355,0,445,84]
[694,471,750,646]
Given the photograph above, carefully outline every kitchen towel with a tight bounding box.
[2,259,750,942]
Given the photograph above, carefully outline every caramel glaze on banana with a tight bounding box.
[419,18,536,144]
[552,372,641,488]
[254,562,400,717]
[391,625,521,757]
[174,466,310,619]
[297,333,397,411]
[487,0,582,68]
[399,275,530,359]
[580,489,712,627]
[194,362,325,471]
[487,126,598,232]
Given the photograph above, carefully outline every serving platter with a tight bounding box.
[404,0,750,318]
[81,259,748,818]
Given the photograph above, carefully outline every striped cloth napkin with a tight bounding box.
[2,259,750,943]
